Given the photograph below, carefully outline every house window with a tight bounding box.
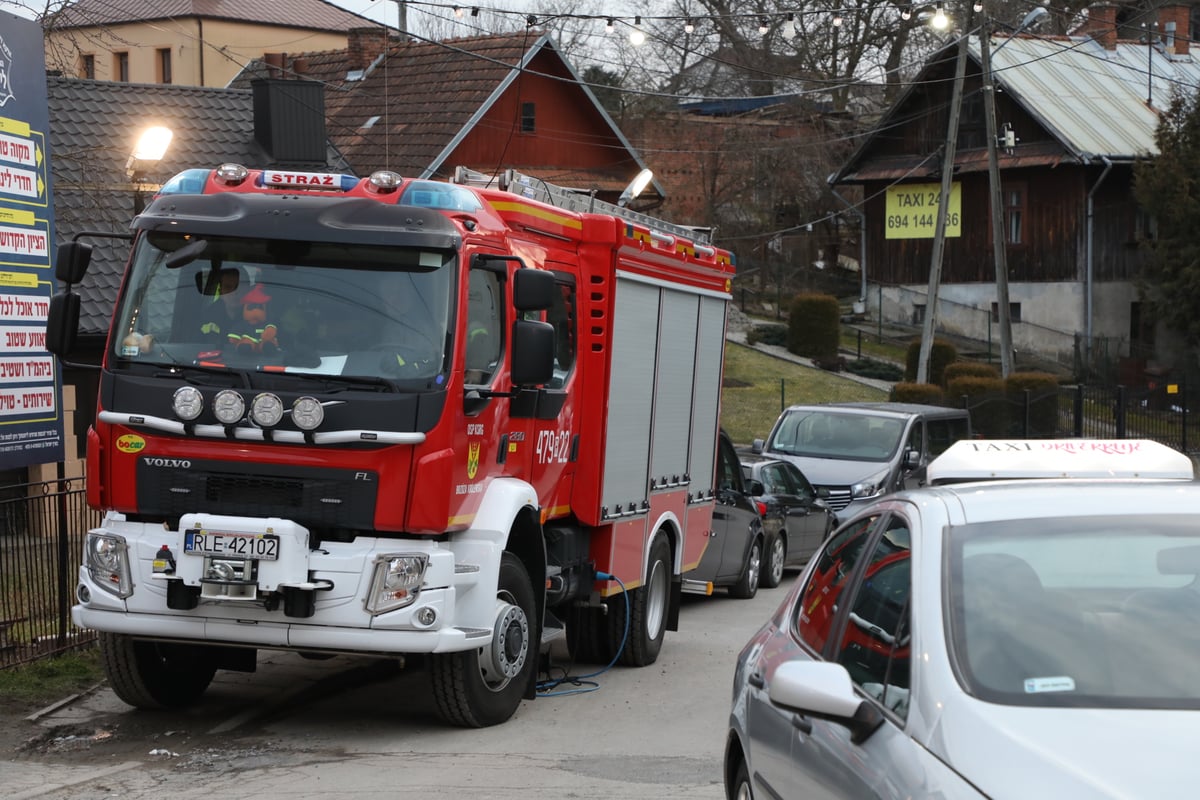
[115,52,129,82]
[960,92,986,149]
[990,302,1022,323]
[1135,207,1158,242]
[1003,184,1025,244]
[520,102,535,133]
[79,54,95,79]
[912,303,926,325]
[157,48,172,84]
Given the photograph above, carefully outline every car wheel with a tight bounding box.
[762,533,786,589]
[730,759,753,800]
[431,552,537,727]
[100,632,217,710]
[730,537,761,599]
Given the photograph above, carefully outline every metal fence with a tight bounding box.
[0,475,101,669]
[956,383,1199,454]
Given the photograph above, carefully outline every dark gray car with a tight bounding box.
[686,430,764,599]
[741,457,836,588]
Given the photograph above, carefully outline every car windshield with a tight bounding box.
[947,514,1200,709]
[769,410,903,461]
[110,232,454,382]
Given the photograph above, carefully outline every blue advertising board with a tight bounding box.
[0,12,62,468]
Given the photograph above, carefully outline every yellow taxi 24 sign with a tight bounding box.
[885,183,961,239]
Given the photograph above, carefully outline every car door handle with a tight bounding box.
[748,671,764,689]
[791,713,813,735]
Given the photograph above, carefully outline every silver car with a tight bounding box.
[724,476,1200,799]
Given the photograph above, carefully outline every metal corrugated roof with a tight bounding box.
[984,33,1200,161]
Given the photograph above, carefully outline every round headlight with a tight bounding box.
[90,536,121,570]
[215,163,249,183]
[251,393,284,427]
[213,389,245,425]
[172,386,204,421]
[292,396,324,430]
[369,170,402,191]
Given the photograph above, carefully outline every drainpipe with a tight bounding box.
[831,186,866,306]
[1085,155,1113,374]
[197,18,205,86]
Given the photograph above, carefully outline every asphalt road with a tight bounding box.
[6,584,786,800]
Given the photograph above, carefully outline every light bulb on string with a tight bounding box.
[833,10,843,27]
[453,6,462,18]
[931,1,948,29]
[901,5,912,20]
[630,16,646,46]
[759,16,769,34]
[782,12,796,39]
[973,0,983,11]
[605,17,614,33]
[684,18,695,33]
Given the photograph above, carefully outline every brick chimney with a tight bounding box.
[1084,4,1119,50]
[347,27,389,71]
[1159,4,1191,55]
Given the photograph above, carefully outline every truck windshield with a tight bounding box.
[111,233,454,382]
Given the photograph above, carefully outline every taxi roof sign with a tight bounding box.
[927,439,1195,485]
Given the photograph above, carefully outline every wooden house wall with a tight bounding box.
[450,51,636,172]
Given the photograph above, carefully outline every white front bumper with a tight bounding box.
[72,511,503,655]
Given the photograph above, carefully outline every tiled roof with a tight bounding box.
[47,77,348,335]
[233,33,657,197]
[50,0,374,31]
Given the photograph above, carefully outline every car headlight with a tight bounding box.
[84,533,133,598]
[851,479,883,499]
[365,554,428,615]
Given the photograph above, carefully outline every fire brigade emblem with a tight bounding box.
[0,37,14,108]
[467,441,480,480]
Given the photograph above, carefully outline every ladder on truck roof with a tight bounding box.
[451,166,714,245]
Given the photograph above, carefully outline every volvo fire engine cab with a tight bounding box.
[46,163,736,727]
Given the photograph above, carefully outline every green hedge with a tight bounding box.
[904,338,957,386]
[948,375,1007,436]
[943,361,999,388]
[787,293,840,362]
[889,381,944,405]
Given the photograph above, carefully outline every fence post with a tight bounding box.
[857,329,862,359]
[1023,388,1031,437]
[1183,375,1189,454]
[1115,385,1127,438]
[1073,386,1083,438]
[780,378,785,412]
[55,462,69,647]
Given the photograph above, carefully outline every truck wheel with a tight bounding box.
[609,533,670,667]
[730,538,761,599]
[99,631,217,710]
[762,533,786,589]
[431,552,537,727]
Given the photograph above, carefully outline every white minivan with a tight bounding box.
[752,402,971,519]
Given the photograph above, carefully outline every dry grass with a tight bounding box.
[721,341,888,445]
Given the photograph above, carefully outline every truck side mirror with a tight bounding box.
[55,241,92,284]
[45,292,80,357]
[512,268,555,311]
[510,319,555,386]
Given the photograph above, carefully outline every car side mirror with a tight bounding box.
[904,448,921,469]
[746,479,765,497]
[751,438,764,454]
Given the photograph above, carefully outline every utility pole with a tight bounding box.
[981,16,1014,378]
[917,25,971,385]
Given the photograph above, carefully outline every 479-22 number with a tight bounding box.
[536,430,570,464]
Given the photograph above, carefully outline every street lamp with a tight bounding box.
[617,168,654,208]
[126,125,173,214]
[981,5,1047,377]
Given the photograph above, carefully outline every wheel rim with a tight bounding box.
[735,777,753,800]
[645,551,668,640]
[769,537,785,584]
[747,543,761,591]
[478,589,529,692]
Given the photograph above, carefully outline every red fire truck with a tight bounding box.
[46,163,736,727]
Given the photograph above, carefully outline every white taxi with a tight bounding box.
[725,440,1200,799]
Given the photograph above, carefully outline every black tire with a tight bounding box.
[431,552,538,727]
[762,532,786,589]
[99,632,217,710]
[608,533,671,667]
[729,759,753,800]
[730,537,762,599]
[566,602,609,665]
